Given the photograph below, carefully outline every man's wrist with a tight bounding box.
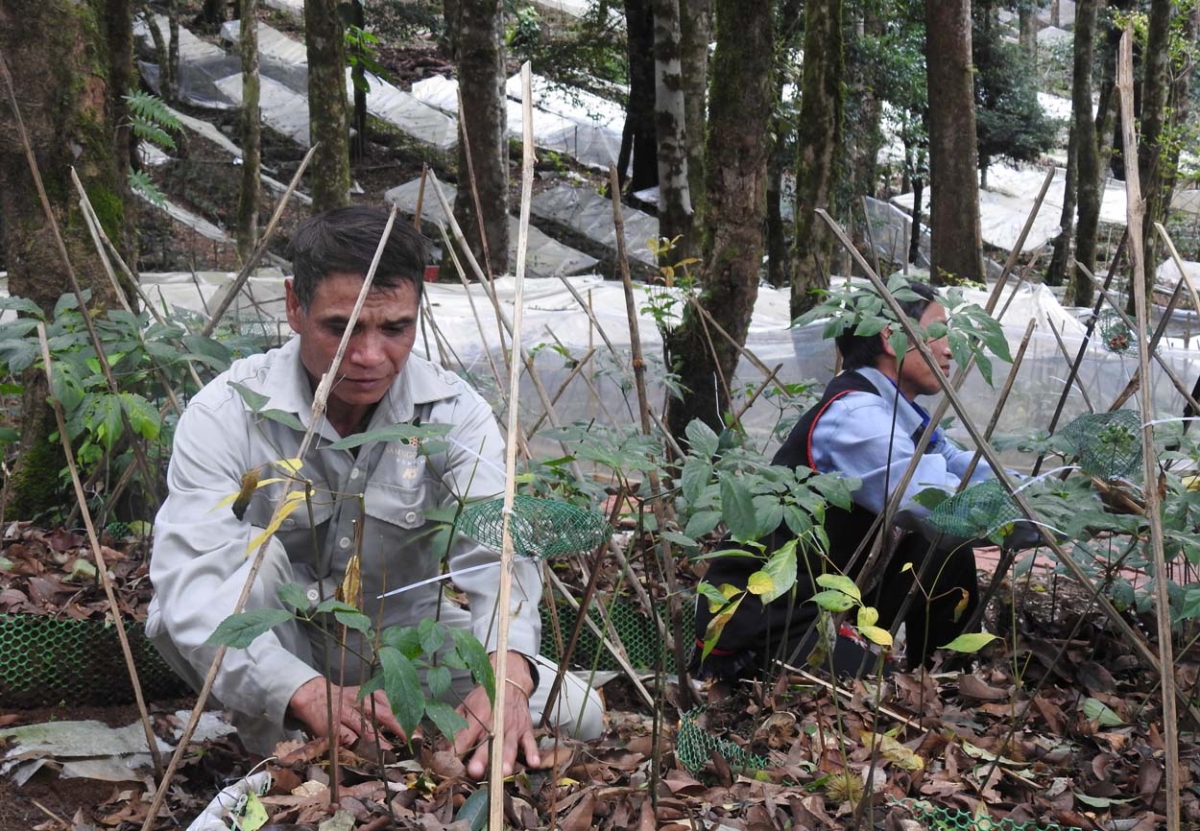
[492,650,537,696]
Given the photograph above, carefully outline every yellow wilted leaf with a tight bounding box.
[861,731,924,771]
[746,571,775,596]
[273,457,304,476]
[339,553,362,606]
[952,588,970,622]
[859,625,893,648]
[857,606,880,629]
[245,490,307,556]
[210,477,285,514]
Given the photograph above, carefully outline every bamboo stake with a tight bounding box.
[959,318,1037,485]
[36,325,164,780]
[486,62,536,831]
[607,163,695,711]
[816,207,1200,731]
[1156,222,1200,332]
[435,223,508,400]
[525,347,597,436]
[1117,30,1179,830]
[988,167,1056,313]
[139,207,402,831]
[199,143,317,338]
[1046,317,1096,413]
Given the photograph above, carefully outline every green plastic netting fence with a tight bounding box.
[0,614,189,707]
[1056,409,1142,480]
[890,799,1083,831]
[456,495,612,559]
[927,480,1023,539]
[676,706,767,773]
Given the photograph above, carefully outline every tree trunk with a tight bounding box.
[236,0,261,263]
[1070,0,1101,308]
[1047,122,1077,287]
[440,0,460,59]
[304,0,351,211]
[195,0,226,27]
[1139,0,1175,278]
[0,0,131,518]
[925,0,983,285]
[846,5,884,202]
[1018,2,1037,67]
[909,169,924,265]
[166,0,180,102]
[790,0,844,318]
[350,0,368,160]
[621,0,658,192]
[453,0,508,277]
[666,0,772,439]
[651,0,692,261]
[679,0,710,234]
[765,0,801,288]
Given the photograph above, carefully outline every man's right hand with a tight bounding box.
[287,676,407,749]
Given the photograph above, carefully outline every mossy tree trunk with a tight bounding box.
[925,0,983,285]
[665,0,772,440]
[765,0,801,289]
[651,0,692,262]
[1070,0,1101,308]
[305,0,351,211]
[679,0,710,236]
[1139,0,1185,286]
[236,0,261,263]
[619,0,658,193]
[0,0,131,519]
[790,0,844,318]
[453,0,508,277]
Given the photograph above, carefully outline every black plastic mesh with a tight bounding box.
[456,495,611,559]
[927,481,1023,539]
[1056,409,1142,480]
[0,614,190,708]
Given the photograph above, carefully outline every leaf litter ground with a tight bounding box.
[2,530,1198,830]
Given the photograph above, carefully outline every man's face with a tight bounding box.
[285,272,419,422]
[896,302,951,400]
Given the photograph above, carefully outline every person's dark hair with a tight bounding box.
[835,280,938,371]
[287,206,431,308]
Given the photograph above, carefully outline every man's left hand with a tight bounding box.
[452,651,543,779]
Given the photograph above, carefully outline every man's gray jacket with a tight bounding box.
[146,337,541,732]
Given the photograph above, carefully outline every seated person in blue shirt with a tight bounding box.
[694,280,1004,681]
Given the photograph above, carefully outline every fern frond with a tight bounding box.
[129,169,167,208]
[123,90,181,150]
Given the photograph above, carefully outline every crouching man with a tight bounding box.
[147,206,604,776]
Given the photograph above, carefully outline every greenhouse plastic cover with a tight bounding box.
[384,178,600,278]
[530,184,659,280]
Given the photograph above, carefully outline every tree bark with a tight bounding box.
[766,0,801,289]
[679,0,710,234]
[0,0,131,517]
[1070,0,1102,308]
[1047,121,1077,287]
[650,0,692,261]
[453,0,508,277]
[236,0,261,263]
[847,5,884,202]
[1139,0,1178,278]
[1018,2,1037,66]
[440,0,460,59]
[349,0,368,160]
[790,0,844,317]
[620,0,658,192]
[304,0,351,211]
[666,0,772,439]
[925,0,983,285]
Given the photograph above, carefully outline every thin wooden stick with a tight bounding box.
[607,163,695,709]
[435,222,508,399]
[816,207,1200,732]
[487,62,536,831]
[199,143,317,338]
[987,167,1056,314]
[1046,317,1095,413]
[36,325,163,782]
[139,207,402,831]
[526,347,597,436]
[1156,222,1200,330]
[1118,29,1179,830]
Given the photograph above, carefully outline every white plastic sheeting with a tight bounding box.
[215,74,312,146]
[384,178,600,278]
[530,184,659,280]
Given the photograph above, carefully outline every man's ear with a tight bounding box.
[880,326,898,357]
[284,279,304,333]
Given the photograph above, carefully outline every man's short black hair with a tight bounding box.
[287,206,431,308]
[835,280,939,371]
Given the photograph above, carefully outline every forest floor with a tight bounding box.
[1,525,1197,830]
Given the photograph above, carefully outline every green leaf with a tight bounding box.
[1081,697,1124,726]
[334,610,373,634]
[183,335,234,370]
[230,381,270,413]
[259,408,305,432]
[0,426,19,444]
[939,632,998,653]
[911,487,951,511]
[815,573,861,602]
[379,646,425,737]
[811,589,857,612]
[887,329,908,358]
[680,455,712,504]
[684,510,722,539]
[685,419,720,458]
[277,583,311,611]
[326,422,453,451]
[205,608,294,648]
[92,394,124,452]
[753,539,797,605]
[120,392,161,440]
[314,598,362,615]
[746,571,775,596]
[1073,792,1134,809]
[0,296,45,319]
[696,580,736,611]
[455,785,490,831]
[426,665,452,699]
[424,700,468,742]
[450,627,495,703]
[720,476,758,541]
[418,618,446,657]
[853,316,887,337]
[659,530,699,549]
[381,625,423,659]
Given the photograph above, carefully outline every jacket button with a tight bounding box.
[405,511,418,524]
[339,536,351,549]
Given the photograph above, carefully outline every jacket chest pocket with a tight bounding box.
[363,454,429,530]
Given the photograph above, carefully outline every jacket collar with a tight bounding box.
[240,337,461,431]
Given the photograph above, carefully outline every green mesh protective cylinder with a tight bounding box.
[0,614,190,707]
[1056,409,1142,480]
[456,495,611,559]
[891,798,1082,831]
[676,707,767,773]
[539,598,673,672]
[926,480,1023,539]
